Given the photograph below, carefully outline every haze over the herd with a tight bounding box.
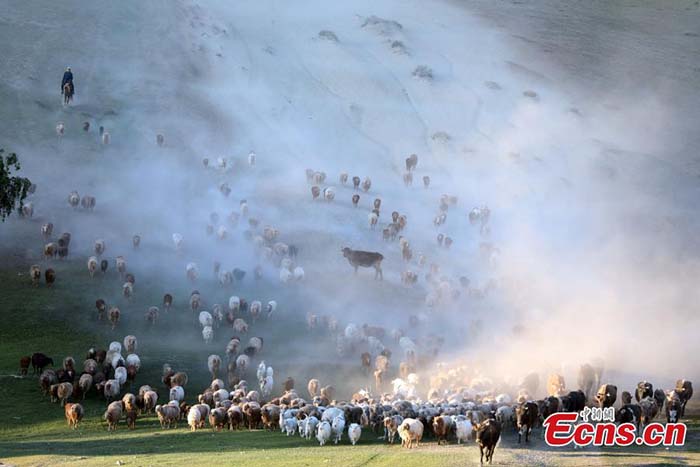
[1,0,699,462]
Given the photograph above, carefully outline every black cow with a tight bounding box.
[618,404,642,435]
[635,381,653,402]
[596,384,617,409]
[515,401,538,443]
[675,380,693,417]
[341,247,384,280]
[476,419,501,464]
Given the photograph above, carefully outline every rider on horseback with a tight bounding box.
[61,67,74,97]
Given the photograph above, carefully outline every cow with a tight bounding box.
[618,404,642,435]
[635,381,653,402]
[560,390,586,413]
[476,418,501,464]
[547,374,566,397]
[341,248,383,280]
[666,392,682,423]
[675,380,693,417]
[515,401,538,443]
[596,384,617,409]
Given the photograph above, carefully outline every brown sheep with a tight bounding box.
[311,186,321,200]
[132,235,141,248]
[108,307,120,330]
[126,409,138,429]
[44,268,56,287]
[29,265,41,286]
[19,356,31,375]
[307,379,320,398]
[95,299,107,321]
[163,293,173,311]
[423,175,430,188]
[104,401,123,431]
[65,403,84,429]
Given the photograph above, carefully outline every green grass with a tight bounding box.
[1,263,700,466]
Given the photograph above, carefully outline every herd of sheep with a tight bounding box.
[11,122,694,464]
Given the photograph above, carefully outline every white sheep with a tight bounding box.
[293,266,305,281]
[202,325,214,344]
[368,212,378,229]
[233,318,248,334]
[208,354,222,379]
[125,354,141,371]
[248,151,256,167]
[250,300,262,322]
[213,388,230,406]
[169,385,185,403]
[87,256,98,277]
[257,362,267,388]
[187,406,203,431]
[285,417,298,436]
[332,416,346,444]
[323,187,335,201]
[114,367,127,386]
[109,342,122,354]
[316,420,332,446]
[102,131,110,145]
[104,379,121,401]
[305,415,319,439]
[279,268,293,283]
[265,300,277,318]
[348,423,361,445]
[228,296,240,313]
[199,311,213,328]
[123,335,138,354]
[217,225,227,240]
[172,233,183,251]
[454,418,473,443]
[56,122,65,137]
[186,262,198,281]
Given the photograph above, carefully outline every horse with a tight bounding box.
[62,82,74,106]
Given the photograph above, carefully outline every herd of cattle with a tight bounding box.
[11,123,695,464]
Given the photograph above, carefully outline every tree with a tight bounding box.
[0,149,32,221]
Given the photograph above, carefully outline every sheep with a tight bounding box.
[108,307,120,330]
[348,423,362,445]
[163,293,173,311]
[125,354,141,371]
[50,382,73,405]
[146,306,159,326]
[455,418,474,444]
[284,417,298,436]
[19,356,31,375]
[362,177,371,192]
[317,420,332,446]
[156,404,180,429]
[43,242,57,260]
[122,282,133,300]
[202,326,214,344]
[308,379,320,398]
[323,187,335,201]
[226,337,241,359]
[235,354,250,376]
[188,405,203,431]
[368,212,378,229]
[398,418,424,448]
[28,264,41,286]
[44,268,56,286]
[123,335,137,354]
[293,266,305,281]
[94,239,106,257]
[209,407,228,431]
[250,300,262,323]
[264,300,277,319]
[104,401,122,431]
[169,385,185,403]
[102,131,111,145]
[208,354,222,379]
[65,402,84,429]
[233,318,248,334]
[186,262,198,282]
[116,256,127,278]
[331,416,346,444]
[172,233,183,251]
[403,172,413,186]
[384,415,403,444]
[122,393,138,412]
[56,122,65,137]
[280,268,293,283]
[114,367,127,386]
[199,311,214,328]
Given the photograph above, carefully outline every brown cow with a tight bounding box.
[341,247,383,280]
